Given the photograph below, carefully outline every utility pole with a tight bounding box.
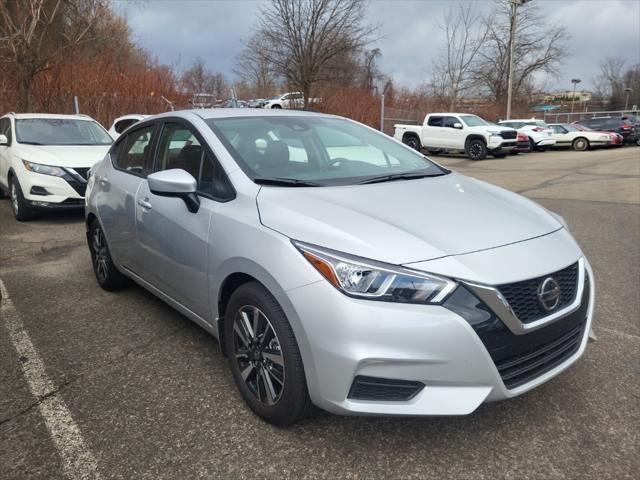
[624,87,632,111]
[506,0,531,120]
[570,78,581,119]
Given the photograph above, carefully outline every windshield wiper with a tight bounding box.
[253,177,325,187]
[357,172,445,185]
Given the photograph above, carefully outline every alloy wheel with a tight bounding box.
[91,227,109,283]
[232,305,285,406]
[10,182,18,215]
[470,143,483,159]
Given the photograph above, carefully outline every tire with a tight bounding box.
[9,176,34,221]
[528,137,536,152]
[466,138,487,160]
[225,281,312,426]
[403,135,422,152]
[271,104,282,109]
[88,219,130,291]
[572,137,589,151]
[0,186,5,199]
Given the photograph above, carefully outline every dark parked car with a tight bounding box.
[574,117,638,145]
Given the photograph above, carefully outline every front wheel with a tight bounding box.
[271,104,282,109]
[466,139,487,160]
[225,282,312,425]
[9,177,34,221]
[572,137,589,151]
[88,220,130,290]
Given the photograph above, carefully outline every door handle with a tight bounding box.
[99,177,110,187]
[137,198,152,210]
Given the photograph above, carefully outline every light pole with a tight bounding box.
[624,87,632,111]
[570,78,581,119]
[506,0,531,120]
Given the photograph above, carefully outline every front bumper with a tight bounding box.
[280,258,594,416]
[16,164,88,206]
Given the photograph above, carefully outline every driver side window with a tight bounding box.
[115,125,155,176]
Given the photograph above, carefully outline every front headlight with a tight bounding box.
[294,241,457,304]
[22,160,66,177]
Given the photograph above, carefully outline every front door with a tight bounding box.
[135,120,233,319]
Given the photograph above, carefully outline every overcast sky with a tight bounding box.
[115,0,640,92]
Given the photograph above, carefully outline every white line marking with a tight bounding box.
[0,278,102,479]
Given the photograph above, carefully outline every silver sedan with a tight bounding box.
[85,109,594,425]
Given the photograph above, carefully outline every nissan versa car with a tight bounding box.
[85,109,595,425]
[0,113,112,220]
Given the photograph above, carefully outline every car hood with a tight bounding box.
[257,172,562,265]
[472,124,515,134]
[13,144,110,168]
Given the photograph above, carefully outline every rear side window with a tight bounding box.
[156,122,234,200]
[427,116,443,127]
[114,118,139,134]
[114,125,155,176]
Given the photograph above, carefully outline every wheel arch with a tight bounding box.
[465,134,487,146]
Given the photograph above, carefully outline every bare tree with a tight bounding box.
[592,57,640,109]
[0,0,104,110]
[181,59,228,100]
[254,0,378,107]
[472,1,568,104]
[361,48,382,91]
[430,3,489,110]
[234,34,277,98]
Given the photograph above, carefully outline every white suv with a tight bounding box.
[0,113,112,221]
[498,119,556,151]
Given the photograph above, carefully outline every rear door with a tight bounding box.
[97,123,157,272]
[134,119,234,318]
[423,116,444,147]
[0,117,12,189]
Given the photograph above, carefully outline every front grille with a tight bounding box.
[498,263,579,323]
[72,167,90,180]
[500,130,517,140]
[348,376,424,401]
[495,321,585,389]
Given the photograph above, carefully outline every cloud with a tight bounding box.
[115,0,640,91]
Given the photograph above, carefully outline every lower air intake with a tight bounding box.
[348,376,424,401]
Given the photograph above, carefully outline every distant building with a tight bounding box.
[543,90,593,103]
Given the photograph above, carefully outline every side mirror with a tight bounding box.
[147,169,200,213]
[453,123,463,130]
[0,134,8,145]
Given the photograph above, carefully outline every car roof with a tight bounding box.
[499,119,544,122]
[6,113,97,121]
[146,108,329,121]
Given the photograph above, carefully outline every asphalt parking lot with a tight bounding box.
[1,147,639,480]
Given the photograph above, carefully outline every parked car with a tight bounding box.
[189,93,217,109]
[497,118,556,151]
[395,113,518,160]
[574,117,638,145]
[0,113,112,220]
[573,123,623,147]
[86,109,594,425]
[512,131,532,154]
[262,92,319,109]
[108,114,148,139]
[247,98,267,108]
[548,123,612,150]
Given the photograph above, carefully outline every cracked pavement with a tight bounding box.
[1,147,639,479]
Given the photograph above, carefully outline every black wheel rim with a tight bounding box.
[91,227,109,283]
[232,305,285,406]
[470,143,483,158]
[408,139,419,150]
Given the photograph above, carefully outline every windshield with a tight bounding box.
[562,124,579,132]
[16,118,112,146]
[460,115,489,127]
[207,116,448,186]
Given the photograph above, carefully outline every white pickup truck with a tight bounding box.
[394,113,518,160]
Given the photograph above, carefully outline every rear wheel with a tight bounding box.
[9,176,34,221]
[572,137,589,151]
[466,138,487,160]
[225,282,312,425]
[271,104,282,109]
[403,135,422,151]
[88,220,130,290]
